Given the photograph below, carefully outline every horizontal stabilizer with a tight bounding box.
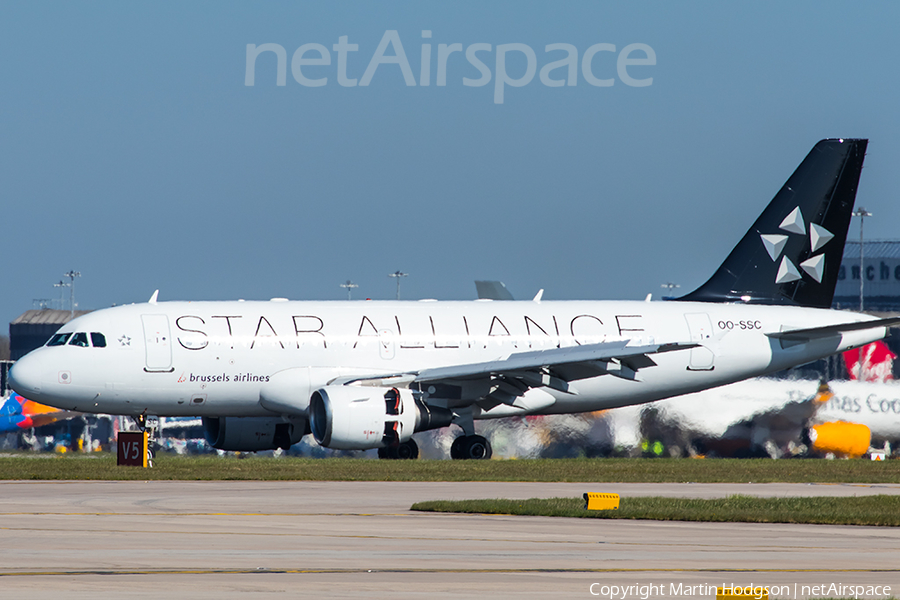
[766,317,900,342]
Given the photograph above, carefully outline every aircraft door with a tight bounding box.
[142,314,174,372]
[379,329,395,360]
[684,313,715,371]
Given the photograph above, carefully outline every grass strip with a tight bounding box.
[0,454,899,483]
[410,495,900,526]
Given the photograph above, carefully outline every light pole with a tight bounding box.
[340,280,358,300]
[53,280,70,311]
[64,270,81,318]
[852,208,872,311]
[852,207,872,380]
[661,282,680,299]
[388,271,407,300]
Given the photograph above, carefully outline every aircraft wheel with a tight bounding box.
[450,435,492,460]
[395,439,419,460]
[378,440,419,460]
[464,435,492,460]
[450,436,465,460]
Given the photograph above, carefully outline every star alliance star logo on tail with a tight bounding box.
[759,206,834,285]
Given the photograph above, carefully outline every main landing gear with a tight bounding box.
[375,435,493,460]
[450,435,492,460]
[378,439,419,460]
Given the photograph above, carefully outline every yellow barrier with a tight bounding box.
[717,587,768,600]
[583,492,619,510]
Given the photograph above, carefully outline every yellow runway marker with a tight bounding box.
[584,492,620,510]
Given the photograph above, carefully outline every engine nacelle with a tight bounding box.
[808,421,871,458]
[203,416,308,451]
[309,386,453,450]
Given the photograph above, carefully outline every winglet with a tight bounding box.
[148,290,159,304]
[533,289,544,302]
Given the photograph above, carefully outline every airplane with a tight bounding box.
[603,375,900,459]
[0,391,80,434]
[475,281,515,301]
[9,138,900,459]
[843,339,897,382]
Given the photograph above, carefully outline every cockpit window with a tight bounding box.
[68,332,90,347]
[47,333,72,347]
[90,332,107,348]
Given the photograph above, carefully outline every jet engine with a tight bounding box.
[309,386,453,450]
[203,416,308,451]
[808,421,872,458]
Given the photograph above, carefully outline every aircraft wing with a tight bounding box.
[766,317,900,342]
[416,340,695,385]
[413,339,697,410]
[333,339,697,410]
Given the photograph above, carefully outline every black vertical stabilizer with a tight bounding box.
[678,139,867,308]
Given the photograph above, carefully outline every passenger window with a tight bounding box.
[68,332,90,347]
[90,332,107,348]
[47,333,72,347]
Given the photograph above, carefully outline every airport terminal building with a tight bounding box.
[9,309,92,361]
[833,240,900,312]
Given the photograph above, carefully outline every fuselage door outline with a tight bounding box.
[142,314,174,373]
[379,329,396,360]
[684,313,715,371]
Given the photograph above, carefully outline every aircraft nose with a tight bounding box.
[8,352,45,396]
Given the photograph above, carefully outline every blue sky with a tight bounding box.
[2,2,899,326]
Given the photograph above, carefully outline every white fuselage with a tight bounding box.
[9,299,885,420]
